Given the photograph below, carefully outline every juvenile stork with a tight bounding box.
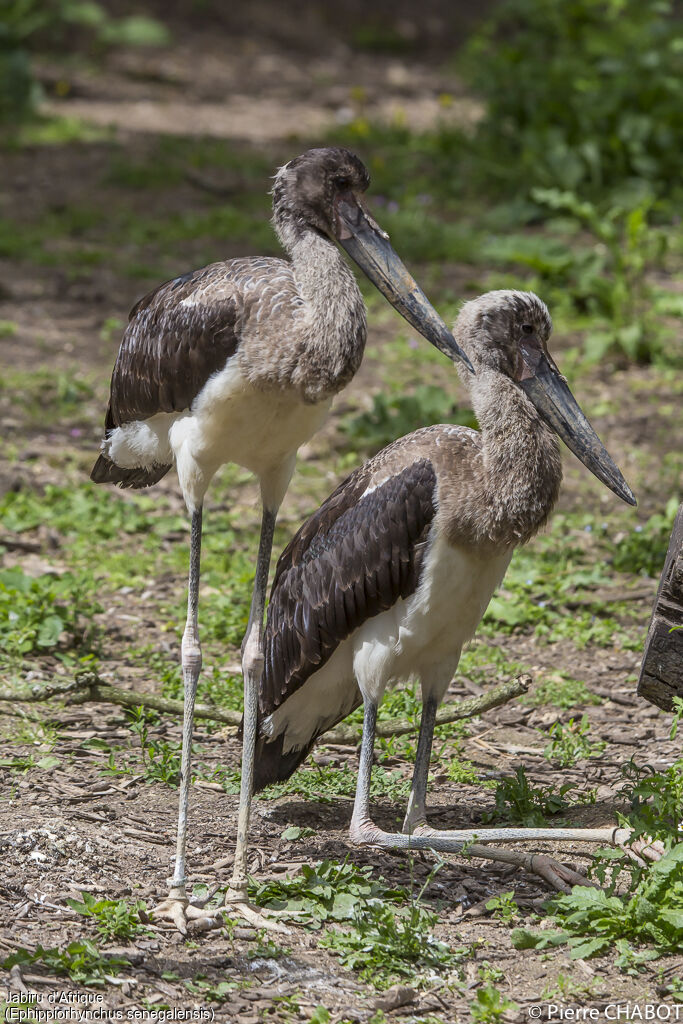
[91,147,471,931]
[253,290,641,891]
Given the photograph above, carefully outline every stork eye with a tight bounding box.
[521,323,534,334]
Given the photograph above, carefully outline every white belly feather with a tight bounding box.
[263,533,513,753]
[103,357,331,510]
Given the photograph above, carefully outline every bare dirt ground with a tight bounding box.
[1,7,682,1022]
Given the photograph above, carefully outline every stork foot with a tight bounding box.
[515,851,595,894]
[223,885,290,934]
[622,836,666,866]
[152,886,223,936]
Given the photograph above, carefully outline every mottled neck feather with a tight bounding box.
[278,219,367,403]
[455,369,562,548]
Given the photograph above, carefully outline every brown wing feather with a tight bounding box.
[104,264,241,431]
[261,457,438,719]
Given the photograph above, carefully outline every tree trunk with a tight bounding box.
[637,503,683,712]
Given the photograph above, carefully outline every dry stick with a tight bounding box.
[323,675,531,744]
[0,672,531,741]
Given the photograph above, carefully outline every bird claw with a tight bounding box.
[152,891,223,936]
[525,853,597,893]
[223,887,290,934]
[622,836,666,867]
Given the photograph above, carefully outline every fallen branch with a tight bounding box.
[323,675,531,744]
[0,671,243,727]
[0,670,530,742]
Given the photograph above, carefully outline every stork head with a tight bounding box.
[272,147,473,373]
[454,290,636,506]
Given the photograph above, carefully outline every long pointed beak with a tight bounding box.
[518,345,636,506]
[335,193,474,373]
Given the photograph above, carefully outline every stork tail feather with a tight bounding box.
[252,731,318,793]
[90,453,172,490]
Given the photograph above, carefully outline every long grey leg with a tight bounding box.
[227,505,277,901]
[155,507,222,932]
[348,691,635,893]
[403,695,437,834]
[349,700,379,841]
[170,505,203,897]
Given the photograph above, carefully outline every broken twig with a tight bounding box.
[0,671,530,741]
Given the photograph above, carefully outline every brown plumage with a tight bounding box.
[263,457,438,716]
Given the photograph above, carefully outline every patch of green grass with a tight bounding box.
[0,187,277,278]
[0,368,96,426]
[66,892,150,942]
[480,509,660,649]
[0,483,171,543]
[13,116,116,147]
[340,386,476,456]
[1,940,129,986]
[0,566,101,663]
[220,761,410,805]
[543,716,606,767]
[446,758,494,788]
[523,673,602,710]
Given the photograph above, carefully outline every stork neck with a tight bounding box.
[284,223,367,402]
[469,370,562,545]
[289,229,358,309]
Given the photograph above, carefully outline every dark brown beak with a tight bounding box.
[334,192,474,373]
[517,338,636,506]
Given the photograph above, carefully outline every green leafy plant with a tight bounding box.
[1,0,169,124]
[1,941,128,986]
[184,978,238,1003]
[485,891,519,924]
[482,766,581,826]
[66,892,150,942]
[610,497,680,576]
[470,983,519,1023]
[616,752,683,848]
[0,566,101,663]
[102,706,183,786]
[461,0,683,198]
[250,859,407,929]
[447,758,493,787]
[320,899,468,989]
[531,189,669,364]
[543,716,606,767]
[511,844,683,962]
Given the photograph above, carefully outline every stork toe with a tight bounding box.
[152,891,223,936]
[222,891,291,934]
[524,853,597,893]
[622,836,666,865]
